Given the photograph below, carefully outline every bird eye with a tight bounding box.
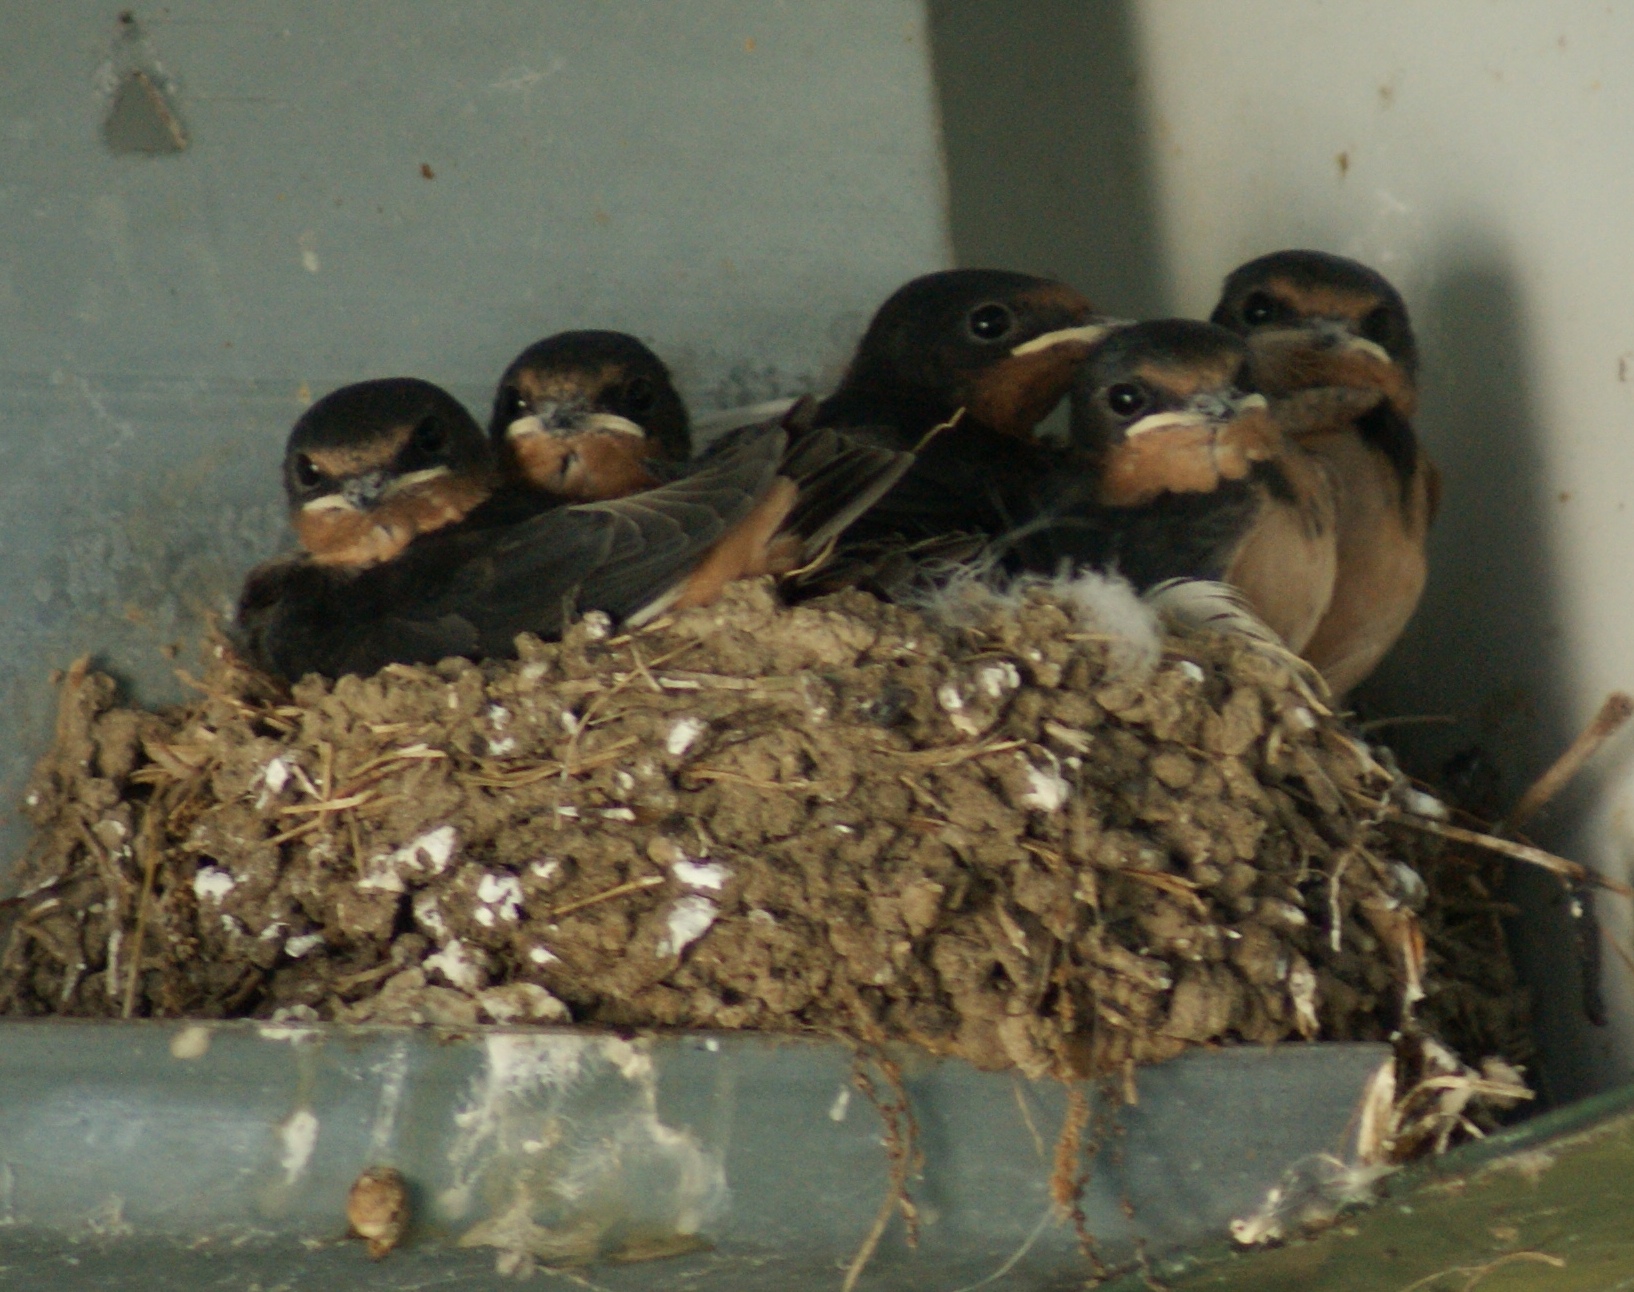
[624,375,657,415]
[293,453,322,489]
[1105,383,1147,417]
[1359,304,1394,346]
[501,386,530,422]
[1241,291,1281,327]
[410,416,446,455]
[966,302,1015,342]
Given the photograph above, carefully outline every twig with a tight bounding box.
[627,643,663,694]
[337,744,446,787]
[560,644,691,772]
[840,1188,898,1292]
[1385,812,1634,897]
[461,737,639,789]
[941,1207,1055,1292]
[174,667,295,732]
[913,406,965,453]
[841,1049,923,1292]
[544,874,664,919]
[1499,691,1633,834]
[265,816,327,848]
[1050,1086,1091,1217]
[1395,1250,1563,1292]
[1049,1085,1104,1274]
[276,791,378,816]
[332,961,402,990]
[1011,1079,1047,1161]
[685,768,817,793]
[122,804,164,1018]
[1356,714,1457,733]
[653,670,802,692]
[1019,840,1064,866]
[886,738,1026,767]
[1603,928,1634,982]
[1120,869,1208,914]
[1329,848,1355,953]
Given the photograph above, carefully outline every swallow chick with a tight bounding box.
[236,380,910,681]
[810,268,1121,554]
[285,377,499,569]
[490,330,691,502]
[1023,319,1339,652]
[1212,250,1439,694]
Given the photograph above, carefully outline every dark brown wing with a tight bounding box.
[236,430,787,681]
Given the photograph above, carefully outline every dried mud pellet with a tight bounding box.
[347,1165,410,1259]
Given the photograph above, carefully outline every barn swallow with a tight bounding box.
[489,330,691,502]
[809,269,1120,554]
[1211,250,1439,694]
[237,380,911,681]
[282,377,499,569]
[1016,319,1340,651]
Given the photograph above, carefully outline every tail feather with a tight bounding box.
[1144,577,1330,706]
[774,422,915,564]
[1143,577,1290,649]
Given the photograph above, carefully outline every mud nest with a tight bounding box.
[2,579,1530,1090]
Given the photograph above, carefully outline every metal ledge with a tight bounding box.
[0,1022,1389,1289]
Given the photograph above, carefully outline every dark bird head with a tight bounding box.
[1210,249,1418,415]
[819,269,1122,442]
[483,328,689,496]
[1068,320,1279,505]
[285,378,497,568]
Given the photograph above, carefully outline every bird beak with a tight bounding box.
[1010,317,1131,357]
[506,412,549,441]
[1255,320,1393,366]
[340,469,392,510]
[1124,391,1267,439]
[383,465,451,496]
[506,399,581,438]
[505,399,647,442]
[1340,333,1392,365]
[300,492,356,514]
[1308,318,1393,365]
[299,469,394,513]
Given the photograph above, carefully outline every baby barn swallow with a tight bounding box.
[284,377,497,569]
[812,268,1120,547]
[1036,319,1339,651]
[1212,250,1439,695]
[237,379,909,681]
[489,330,691,502]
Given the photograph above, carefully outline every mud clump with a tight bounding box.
[0,580,1529,1084]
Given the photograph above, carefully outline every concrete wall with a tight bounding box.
[0,2,951,861]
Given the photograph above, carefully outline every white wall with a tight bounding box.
[1132,0,1634,1100]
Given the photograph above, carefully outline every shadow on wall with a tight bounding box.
[926,0,1167,317]
[1359,253,1606,1105]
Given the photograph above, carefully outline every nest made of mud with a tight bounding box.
[2,580,1527,1088]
